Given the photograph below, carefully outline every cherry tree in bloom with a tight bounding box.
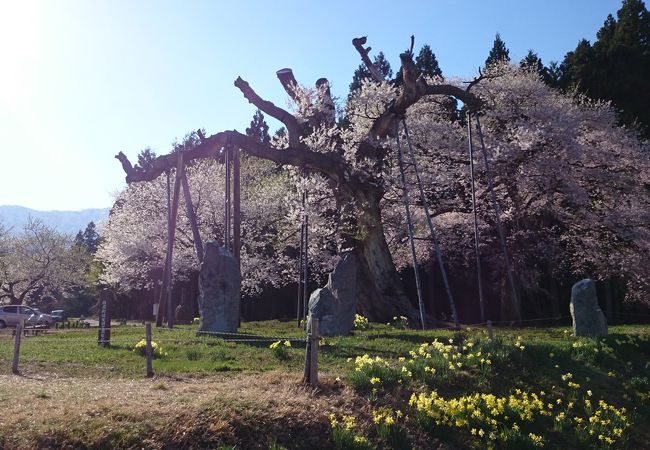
[386,63,650,318]
[99,133,339,296]
[108,38,650,322]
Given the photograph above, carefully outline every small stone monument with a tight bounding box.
[570,278,607,337]
[198,241,241,334]
[307,252,358,336]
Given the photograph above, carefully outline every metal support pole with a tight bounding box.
[395,131,427,330]
[475,115,521,324]
[402,121,459,328]
[297,220,304,327]
[302,190,309,326]
[233,146,241,264]
[224,146,231,253]
[467,115,486,323]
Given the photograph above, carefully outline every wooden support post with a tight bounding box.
[12,321,23,374]
[145,321,154,378]
[309,318,319,386]
[157,150,184,328]
[181,171,204,263]
[486,320,494,340]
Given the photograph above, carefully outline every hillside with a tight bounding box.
[0,205,110,235]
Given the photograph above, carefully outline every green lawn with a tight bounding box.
[0,321,648,449]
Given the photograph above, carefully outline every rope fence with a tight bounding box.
[2,312,648,380]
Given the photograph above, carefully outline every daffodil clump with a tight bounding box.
[372,407,409,450]
[409,385,631,449]
[409,388,553,447]
[347,354,403,391]
[403,337,493,384]
[579,398,630,448]
[269,340,291,360]
[353,314,369,330]
[391,315,409,330]
[329,413,373,450]
[133,339,167,358]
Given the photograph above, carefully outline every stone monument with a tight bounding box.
[570,278,607,337]
[198,241,241,334]
[307,252,358,336]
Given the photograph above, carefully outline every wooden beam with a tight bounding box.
[180,171,204,263]
[158,150,184,328]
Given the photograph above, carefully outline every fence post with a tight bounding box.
[303,317,319,386]
[303,324,311,384]
[145,321,154,378]
[12,321,23,374]
[309,319,319,386]
[486,320,494,340]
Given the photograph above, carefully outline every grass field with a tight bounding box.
[0,321,648,449]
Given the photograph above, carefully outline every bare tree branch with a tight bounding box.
[352,36,384,82]
[234,77,302,148]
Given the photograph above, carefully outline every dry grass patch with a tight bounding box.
[0,372,373,449]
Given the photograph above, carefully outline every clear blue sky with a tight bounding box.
[0,0,623,211]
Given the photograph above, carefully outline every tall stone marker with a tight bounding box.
[570,278,607,337]
[98,289,111,347]
[198,241,241,334]
[308,251,358,336]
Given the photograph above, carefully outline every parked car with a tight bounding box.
[31,308,54,327]
[0,305,53,328]
[51,310,66,322]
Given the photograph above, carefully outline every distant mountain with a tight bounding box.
[0,205,110,235]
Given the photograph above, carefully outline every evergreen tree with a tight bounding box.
[485,33,511,68]
[520,50,555,85]
[558,0,650,137]
[348,51,393,96]
[416,44,443,79]
[134,147,157,173]
[246,109,271,145]
[75,222,101,254]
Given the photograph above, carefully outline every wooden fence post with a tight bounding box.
[145,321,153,378]
[12,321,23,374]
[486,320,494,340]
[309,318,319,386]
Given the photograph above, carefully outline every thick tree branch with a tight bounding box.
[234,76,302,148]
[370,52,483,138]
[352,36,384,82]
[116,130,350,187]
[276,68,300,102]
